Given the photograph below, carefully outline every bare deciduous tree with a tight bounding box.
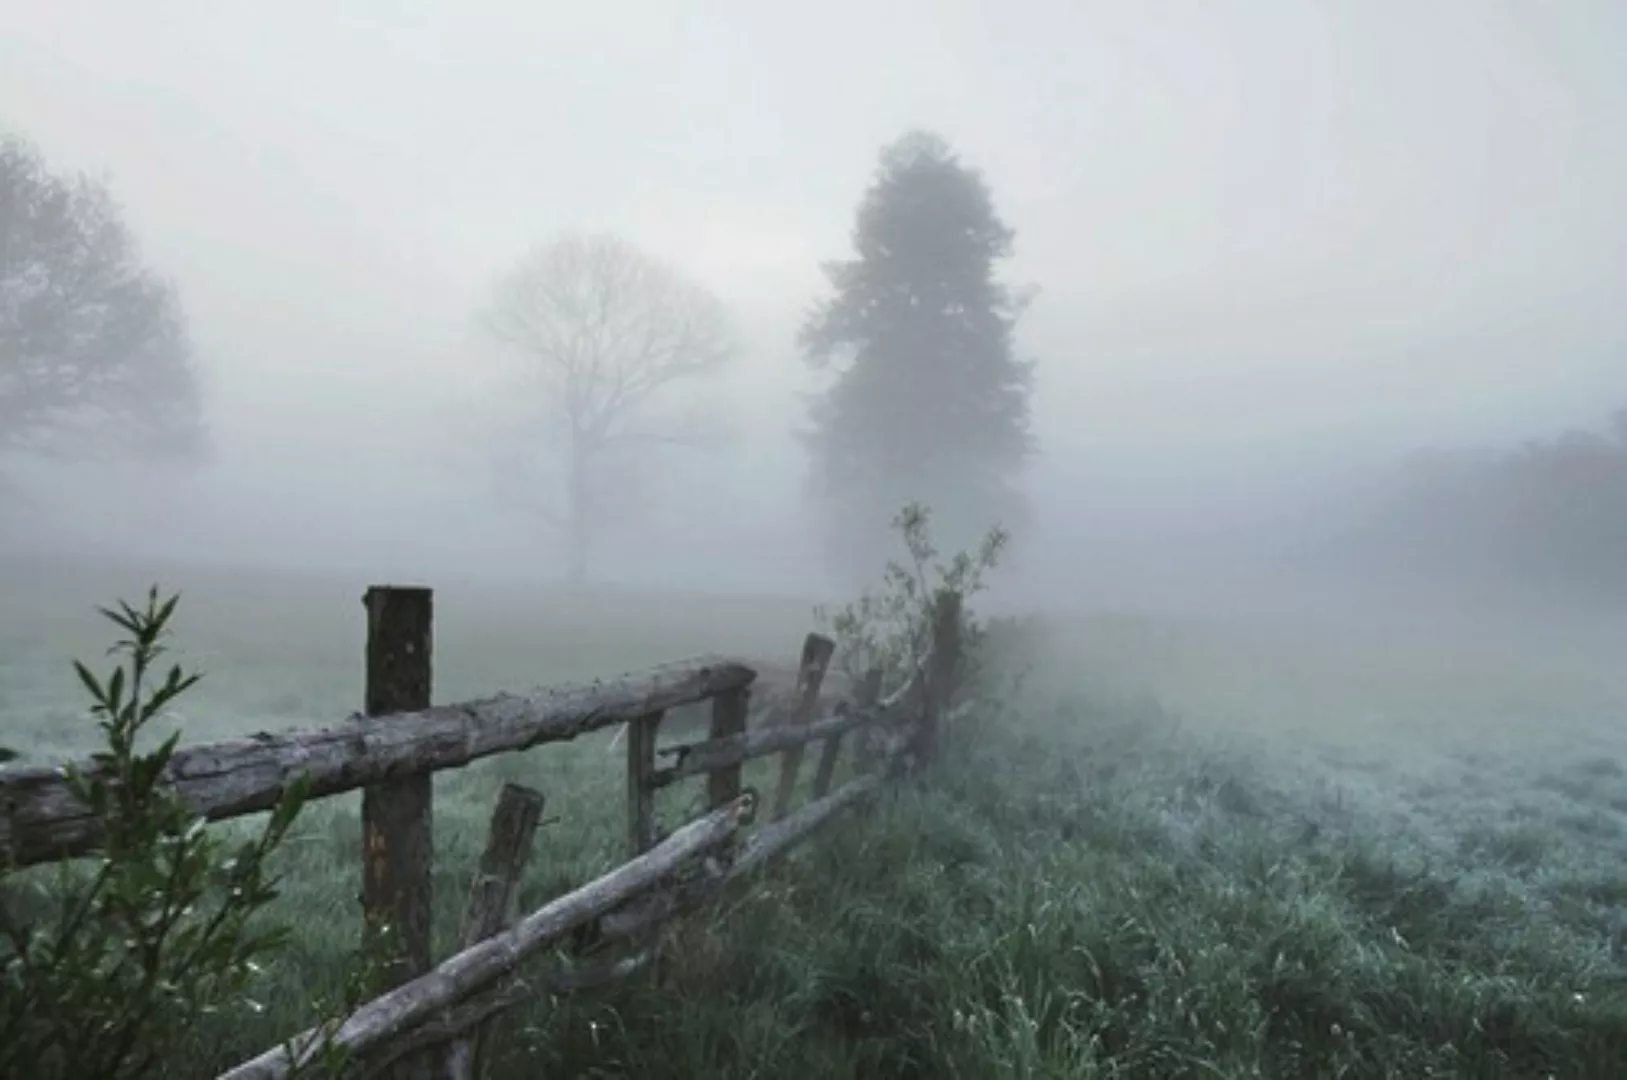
[481,232,732,584]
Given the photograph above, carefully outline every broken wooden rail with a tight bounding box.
[0,583,967,1080]
[219,796,756,1080]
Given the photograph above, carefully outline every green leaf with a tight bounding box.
[106,666,126,716]
[155,591,180,630]
[72,661,105,705]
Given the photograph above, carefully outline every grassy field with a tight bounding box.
[4,555,1627,1077]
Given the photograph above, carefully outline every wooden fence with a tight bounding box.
[0,584,968,1080]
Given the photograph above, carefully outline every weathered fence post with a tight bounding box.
[360,586,435,1080]
[626,712,663,855]
[919,589,963,767]
[447,783,546,1080]
[770,633,836,821]
[707,685,751,810]
[361,586,435,986]
[813,666,881,797]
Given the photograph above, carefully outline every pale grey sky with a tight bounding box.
[3,0,1625,598]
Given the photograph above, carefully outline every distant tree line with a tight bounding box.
[1348,409,1627,603]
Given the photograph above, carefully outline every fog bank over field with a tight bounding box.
[3,1,1625,622]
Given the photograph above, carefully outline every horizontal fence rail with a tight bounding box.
[0,656,756,867]
[649,707,879,788]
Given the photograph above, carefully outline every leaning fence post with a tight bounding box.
[813,666,881,797]
[447,783,546,1080]
[920,589,963,766]
[707,684,751,811]
[361,586,435,989]
[770,633,836,821]
[626,712,663,855]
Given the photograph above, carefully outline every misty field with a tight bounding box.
[5,558,1627,1077]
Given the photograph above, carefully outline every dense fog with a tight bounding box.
[3,0,1625,625]
[8,13,1627,1077]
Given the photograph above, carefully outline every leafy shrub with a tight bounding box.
[0,588,317,1080]
[815,502,1015,763]
[818,502,1007,685]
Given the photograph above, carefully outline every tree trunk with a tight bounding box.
[565,437,590,586]
[565,515,588,586]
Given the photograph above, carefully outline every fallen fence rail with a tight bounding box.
[219,795,755,1080]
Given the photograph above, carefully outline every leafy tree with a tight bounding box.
[481,232,732,585]
[800,131,1035,581]
[0,133,206,470]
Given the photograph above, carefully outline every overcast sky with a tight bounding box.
[3,0,1625,600]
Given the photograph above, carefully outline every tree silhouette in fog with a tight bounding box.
[0,133,205,473]
[1356,408,1627,602]
[800,131,1035,582]
[481,232,733,585]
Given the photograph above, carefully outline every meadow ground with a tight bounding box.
[4,555,1627,1077]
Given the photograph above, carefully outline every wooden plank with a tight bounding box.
[769,634,835,821]
[648,708,876,789]
[458,784,546,945]
[813,667,881,798]
[625,712,662,855]
[446,783,546,1080]
[0,657,757,867]
[623,709,668,990]
[705,685,750,811]
[361,586,435,995]
[216,796,753,1080]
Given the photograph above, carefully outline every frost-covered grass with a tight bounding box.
[5,558,1627,1077]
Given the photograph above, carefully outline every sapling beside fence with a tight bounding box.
[0,584,967,1079]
